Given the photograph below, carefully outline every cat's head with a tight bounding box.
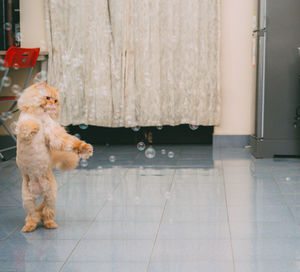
[18,81,60,119]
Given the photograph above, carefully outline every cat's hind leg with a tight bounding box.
[21,175,41,232]
[41,171,58,229]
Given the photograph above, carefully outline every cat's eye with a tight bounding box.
[54,99,58,103]
[46,96,50,100]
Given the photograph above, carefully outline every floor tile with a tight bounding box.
[157,221,230,239]
[84,221,160,240]
[148,261,234,272]
[69,239,154,262]
[96,205,164,222]
[62,261,147,272]
[151,239,233,262]
[0,239,78,262]
[235,260,300,272]
[162,205,228,222]
[227,205,294,222]
[232,239,300,261]
[0,261,63,272]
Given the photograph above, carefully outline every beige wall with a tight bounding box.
[215,0,258,135]
[1,0,258,136]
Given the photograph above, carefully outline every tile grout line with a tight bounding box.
[220,155,236,272]
[145,165,178,272]
[58,166,131,272]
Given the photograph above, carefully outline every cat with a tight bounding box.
[16,81,93,232]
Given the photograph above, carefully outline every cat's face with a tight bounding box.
[18,82,60,119]
[41,86,60,119]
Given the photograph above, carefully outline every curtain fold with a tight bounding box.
[45,0,221,127]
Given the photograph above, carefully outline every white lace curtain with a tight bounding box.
[45,0,221,127]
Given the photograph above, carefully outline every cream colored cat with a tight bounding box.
[16,82,93,232]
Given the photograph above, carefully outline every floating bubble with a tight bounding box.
[79,124,88,130]
[0,59,6,71]
[11,84,21,94]
[107,194,113,201]
[80,159,88,167]
[12,63,20,70]
[137,142,146,151]
[1,113,7,121]
[131,126,140,132]
[145,146,156,159]
[109,155,116,163]
[285,177,291,181]
[97,165,103,170]
[168,151,175,158]
[74,133,81,139]
[165,191,171,199]
[4,22,11,31]
[15,32,21,42]
[40,40,47,51]
[161,149,166,155]
[1,76,11,87]
[156,126,163,130]
[7,111,13,119]
[34,71,47,83]
[135,196,140,205]
[189,124,199,131]
[10,121,18,134]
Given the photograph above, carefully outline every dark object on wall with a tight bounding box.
[0,0,20,51]
[67,125,213,145]
[251,0,300,158]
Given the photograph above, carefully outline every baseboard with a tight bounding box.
[213,135,250,148]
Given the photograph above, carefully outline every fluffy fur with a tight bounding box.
[16,82,93,232]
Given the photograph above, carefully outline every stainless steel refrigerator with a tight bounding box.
[250,0,300,158]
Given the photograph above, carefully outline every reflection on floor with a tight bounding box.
[1,145,300,271]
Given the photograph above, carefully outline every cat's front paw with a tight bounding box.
[78,143,93,159]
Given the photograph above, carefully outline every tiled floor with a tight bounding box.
[1,145,300,271]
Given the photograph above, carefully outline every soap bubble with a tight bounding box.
[107,194,113,201]
[1,76,11,87]
[7,111,13,119]
[109,155,116,163]
[285,177,291,181]
[34,71,47,83]
[79,124,88,130]
[137,142,146,151]
[15,32,21,42]
[131,126,140,132]
[168,151,175,158]
[135,196,140,205]
[80,159,88,167]
[0,59,6,71]
[97,166,103,170]
[156,126,163,130]
[12,63,20,70]
[4,22,11,31]
[11,84,21,94]
[40,40,47,51]
[189,124,199,131]
[165,191,171,199]
[145,146,156,159]
[10,121,18,134]
[161,149,166,155]
[74,133,80,139]
[1,113,7,121]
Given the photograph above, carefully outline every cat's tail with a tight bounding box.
[51,151,79,171]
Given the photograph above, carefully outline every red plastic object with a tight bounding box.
[3,47,40,68]
[0,96,17,102]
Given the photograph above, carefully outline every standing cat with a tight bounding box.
[16,81,93,232]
